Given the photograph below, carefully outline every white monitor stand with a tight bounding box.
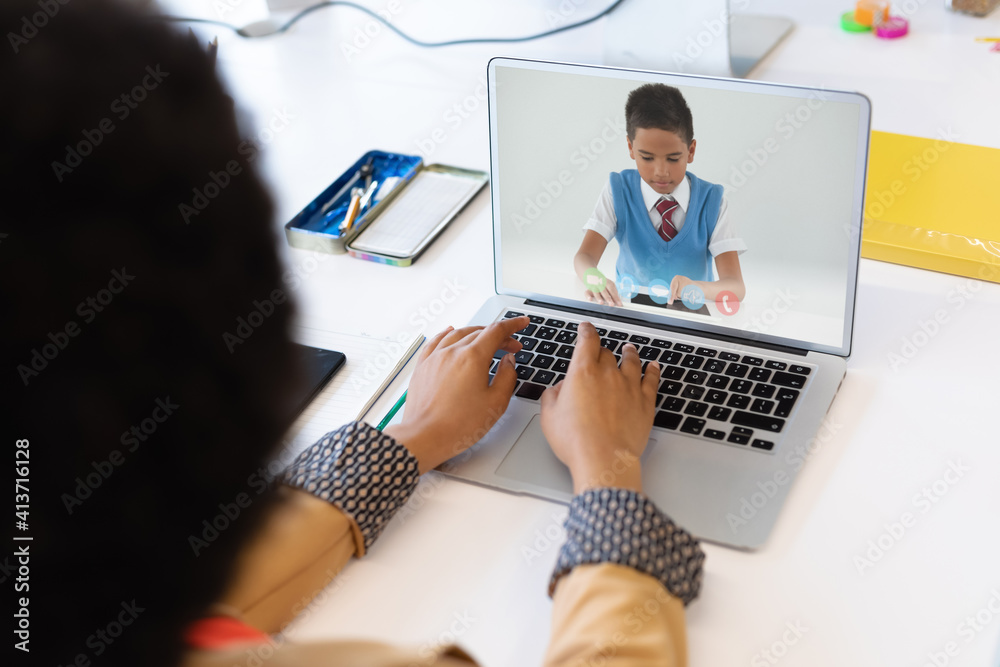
[603,0,793,78]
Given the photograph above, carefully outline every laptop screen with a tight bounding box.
[488,59,870,357]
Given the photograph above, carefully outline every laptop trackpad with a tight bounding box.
[494,415,574,494]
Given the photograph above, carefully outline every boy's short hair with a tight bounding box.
[625,83,694,145]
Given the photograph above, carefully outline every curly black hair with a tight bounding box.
[1,1,303,665]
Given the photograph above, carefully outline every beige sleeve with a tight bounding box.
[544,563,688,667]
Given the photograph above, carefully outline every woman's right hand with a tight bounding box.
[539,322,659,493]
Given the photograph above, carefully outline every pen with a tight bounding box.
[975,37,1000,42]
[377,390,407,430]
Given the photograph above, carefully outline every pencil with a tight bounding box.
[377,390,407,430]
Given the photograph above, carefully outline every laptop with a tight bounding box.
[440,58,870,550]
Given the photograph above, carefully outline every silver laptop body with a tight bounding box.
[441,58,870,550]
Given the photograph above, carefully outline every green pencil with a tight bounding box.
[377,390,407,430]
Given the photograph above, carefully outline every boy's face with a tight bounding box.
[627,127,696,196]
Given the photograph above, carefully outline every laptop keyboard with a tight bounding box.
[489,310,815,454]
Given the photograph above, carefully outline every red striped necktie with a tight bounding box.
[655,196,679,242]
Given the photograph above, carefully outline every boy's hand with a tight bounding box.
[385,316,527,474]
[584,280,623,307]
[539,322,659,493]
[668,274,695,305]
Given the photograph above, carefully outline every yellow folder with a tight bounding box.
[862,130,1000,284]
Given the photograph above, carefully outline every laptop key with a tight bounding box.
[748,368,771,382]
[725,363,749,378]
[515,383,546,400]
[731,411,785,433]
[489,359,498,373]
[776,388,800,402]
[528,315,545,324]
[684,370,707,385]
[765,360,787,371]
[775,400,797,418]
[553,359,570,373]
[704,429,726,440]
[707,374,729,389]
[663,397,685,412]
[504,311,525,318]
[681,354,704,369]
[730,379,752,394]
[728,427,751,445]
[662,366,685,380]
[751,439,775,451]
[595,328,608,336]
[651,339,672,349]
[674,343,694,353]
[654,411,682,430]
[696,347,717,357]
[659,380,682,396]
[533,370,556,385]
[682,386,705,400]
[660,350,683,365]
[531,355,555,369]
[516,366,534,380]
[684,401,708,417]
[609,330,629,340]
[639,346,661,360]
[789,365,811,375]
[705,390,727,404]
[708,406,731,421]
[751,398,775,414]
[704,359,726,374]
[680,417,706,435]
[565,322,579,332]
[517,323,538,336]
[727,394,751,409]
[514,350,533,364]
[556,345,574,359]
[537,341,558,355]
[720,352,741,362]
[742,355,763,366]
[536,327,557,340]
[545,318,566,328]
[772,371,806,388]
[751,384,776,399]
[629,334,650,345]
[518,338,538,351]
[554,373,565,385]
[555,330,577,344]
[601,338,619,351]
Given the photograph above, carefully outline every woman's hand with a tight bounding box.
[539,322,659,493]
[384,316,529,473]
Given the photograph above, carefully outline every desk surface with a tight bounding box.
[168,0,1000,663]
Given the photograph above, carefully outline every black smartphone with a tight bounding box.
[281,343,346,426]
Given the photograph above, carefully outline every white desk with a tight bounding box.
[169,0,1000,663]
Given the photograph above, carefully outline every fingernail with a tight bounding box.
[504,353,515,366]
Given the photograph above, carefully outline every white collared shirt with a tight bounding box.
[583,175,747,257]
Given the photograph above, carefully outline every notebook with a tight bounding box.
[437,58,870,549]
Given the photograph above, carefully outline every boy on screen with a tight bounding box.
[574,84,747,308]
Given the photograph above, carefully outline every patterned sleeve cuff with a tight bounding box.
[280,422,420,555]
[548,488,706,606]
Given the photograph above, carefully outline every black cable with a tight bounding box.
[161,0,627,43]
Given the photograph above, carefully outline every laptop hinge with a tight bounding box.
[524,299,808,357]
